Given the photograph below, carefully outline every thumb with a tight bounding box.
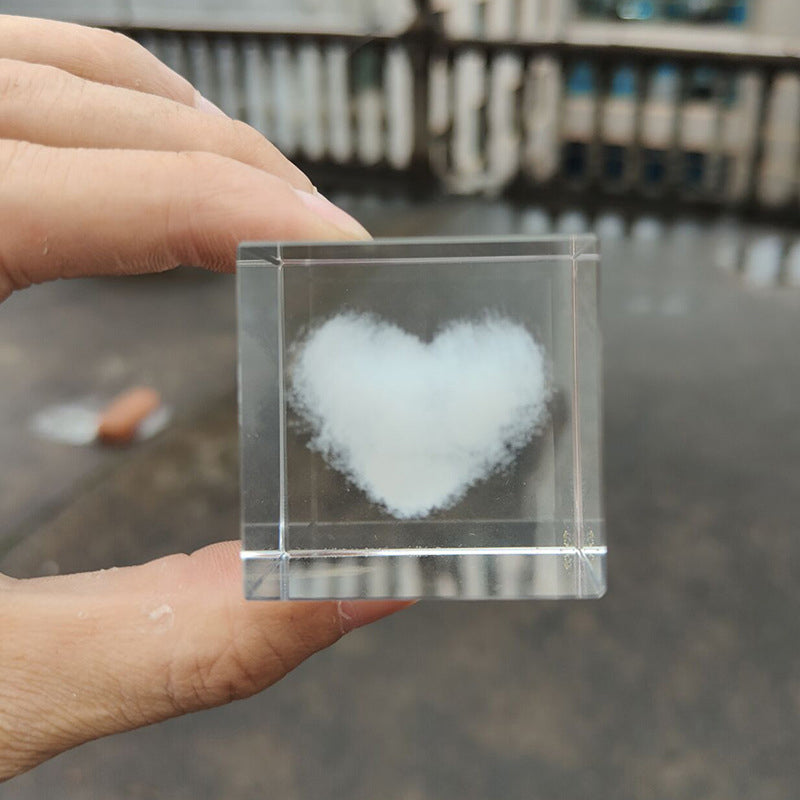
[0,541,408,780]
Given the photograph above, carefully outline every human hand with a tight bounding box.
[0,15,407,781]
[0,14,370,300]
[1,544,406,781]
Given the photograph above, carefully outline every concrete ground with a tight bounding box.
[2,197,800,799]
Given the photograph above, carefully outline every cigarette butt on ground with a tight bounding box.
[97,387,162,445]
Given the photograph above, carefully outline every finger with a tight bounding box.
[0,15,197,108]
[0,58,312,191]
[0,140,370,299]
[0,542,410,779]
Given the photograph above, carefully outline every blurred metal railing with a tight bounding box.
[427,39,800,217]
[130,31,422,172]
[124,26,800,222]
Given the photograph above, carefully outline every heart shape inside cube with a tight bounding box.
[289,312,550,519]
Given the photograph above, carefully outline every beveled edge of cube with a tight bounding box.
[237,234,599,267]
[237,242,282,265]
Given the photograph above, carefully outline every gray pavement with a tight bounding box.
[2,198,800,799]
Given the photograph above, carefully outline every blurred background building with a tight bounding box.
[5,0,800,224]
[5,0,798,278]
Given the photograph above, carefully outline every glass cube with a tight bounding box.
[238,235,604,600]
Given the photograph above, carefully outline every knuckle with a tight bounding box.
[172,151,247,205]
[0,57,32,101]
[229,118,265,149]
[0,57,72,108]
[173,150,258,203]
[0,139,31,179]
[201,642,266,702]
[164,636,274,714]
[208,117,261,160]
[81,27,168,89]
[112,31,160,75]
[92,27,146,65]
[0,139,51,203]
[89,27,193,102]
[177,148,230,174]
[0,140,50,294]
[158,151,246,266]
[227,119,313,189]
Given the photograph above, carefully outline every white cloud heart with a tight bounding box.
[289,312,550,519]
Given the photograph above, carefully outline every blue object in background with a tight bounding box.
[617,0,657,20]
[650,62,680,97]
[578,0,749,24]
[682,66,719,191]
[563,61,598,181]
[610,65,637,98]
[603,65,638,186]
[686,65,716,101]
[641,62,679,192]
[567,61,596,96]
[727,1,748,24]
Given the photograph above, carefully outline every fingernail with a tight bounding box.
[194,90,227,117]
[293,189,372,240]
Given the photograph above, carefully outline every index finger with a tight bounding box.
[0,141,370,298]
